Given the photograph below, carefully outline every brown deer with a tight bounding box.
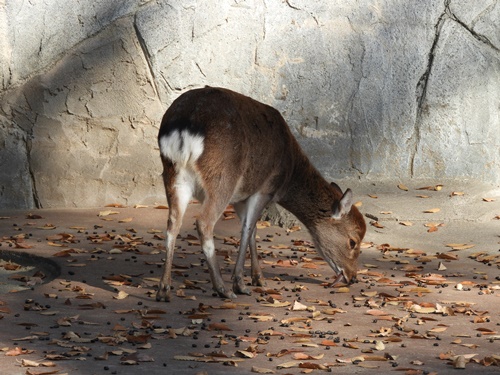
[156,87,366,302]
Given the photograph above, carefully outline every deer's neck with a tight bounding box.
[278,156,337,228]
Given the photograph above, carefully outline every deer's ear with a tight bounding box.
[330,182,343,195]
[332,188,353,220]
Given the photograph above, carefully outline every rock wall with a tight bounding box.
[0,0,499,209]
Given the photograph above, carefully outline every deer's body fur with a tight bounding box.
[156,87,366,301]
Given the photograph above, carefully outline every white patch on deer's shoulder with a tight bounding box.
[159,130,204,166]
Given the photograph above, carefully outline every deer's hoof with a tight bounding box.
[215,286,237,299]
[252,275,267,287]
[156,284,172,302]
[233,277,252,296]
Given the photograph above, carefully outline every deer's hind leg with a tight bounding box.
[156,162,193,302]
[196,193,237,299]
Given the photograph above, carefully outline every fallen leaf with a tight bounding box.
[398,183,409,191]
[106,203,126,208]
[208,323,232,331]
[5,347,33,356]
[98,210,119,217]
[411,360,425,366]
[437,262,447,271]
[251,366,275,374]
[417,185,443,191]
[372,341,385,351]
[446,243,475,251]
[428,326,448,333]
[400,221,413,226]
[256,221,271,229]
[113,291,129,300]
[292,352,324,360]
[453,355,467,369]
[261,300,291,308]
[37,224,56,230]
[26,213,43,219]
[424,208,440,213]
[290,300,308,311]
[476,328,497,335]
[276,361,302,369]
[319,339,338,347]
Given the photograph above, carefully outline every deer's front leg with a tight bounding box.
[197,218,237,299]
[249,225,266,287]
[233,194,271,295]
[232,217,253,295]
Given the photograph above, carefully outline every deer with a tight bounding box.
[156,86,366,302]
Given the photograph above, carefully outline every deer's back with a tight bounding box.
[158,87,303,202]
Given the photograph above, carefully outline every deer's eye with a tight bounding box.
[349,239,357,249]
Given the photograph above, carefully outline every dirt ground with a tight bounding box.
[0,181,499,375]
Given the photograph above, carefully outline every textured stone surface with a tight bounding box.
[0,0,499,209]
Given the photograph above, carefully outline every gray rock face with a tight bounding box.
[0,0,499,209]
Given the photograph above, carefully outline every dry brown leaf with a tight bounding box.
[276,361,302,369]
[319,339,338,347]
[372,341,385,351]
[437,252,458,260]
[98,210,119,217]
[292,352,324,360]
[400,221,413,226]
[25,370,60,375]
[256,221,271,229]
[453,355,467,369]
[424,208,440,213]
[37,224,56,230]
[298,362,328,370]
[5,347,33,356]
[251,366,276,374]
[476,328,497,335]
[437,262,447,271]
[106,203,126,208]
[446,243,475,250]
[398,183,409,191]
[417,185,443,191]
[236,350,256,359]
[261,300,291,308]
[208,323,232,331]
[428,326,448,333]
